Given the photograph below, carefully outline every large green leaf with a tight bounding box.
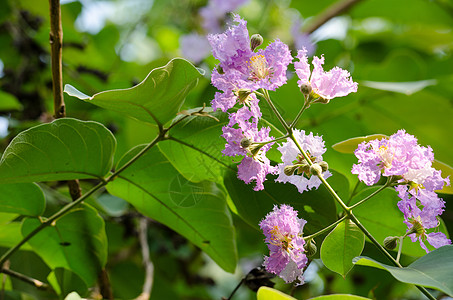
[354,245,453,296]
[106,146,237,273]
[351,187,449,257]
[64,58,203,126]
[223,169,345,236]
[0,183,45,216]
[0,118,116,183]
[320,219,365,277]
[257,287,297,300]
[158,108,233,183]
[331,134,388,154]
[21,205,108,286]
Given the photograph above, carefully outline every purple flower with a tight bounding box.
[295,48,357,101]
[276,129,331,193]
[180,33,211,64]
[396,184,451,252]
[352,130,449,191]
[208,14,293,113]
[222,106,276,191]
[259,205,308,284]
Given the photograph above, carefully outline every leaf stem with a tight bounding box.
[303,215,348,240]
[261,89,291,133]
[396,236,404,263]
[0,133,166,268]
[290,98,309,129]
[348,177,392,210]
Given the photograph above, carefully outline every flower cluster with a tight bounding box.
[276,129,331,193]
[259,205,308,284]
[209,15,357,191]
[352,130,451,251]
[208,14,293,115]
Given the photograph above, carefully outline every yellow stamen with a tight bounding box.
[248,54,270,81]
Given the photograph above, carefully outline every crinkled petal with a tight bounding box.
[294,48,311,86]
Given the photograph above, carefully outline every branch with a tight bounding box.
[1,268,53,292]
[135,218,154,300]
[98,269,113,300]
[303,0,364,34]
[49,0,82,202]
[49,0,64,119]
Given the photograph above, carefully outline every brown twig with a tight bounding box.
[98,269,114,300]
[48,1,82,201]
[303,0,364,34]
[49,0,64,119]
[0,268,53,292]
[135,218,154,300]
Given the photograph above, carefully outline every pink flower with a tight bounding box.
[259,205,308,284]
[208,15,293,114]
[295,48,357,101]
[221,106,276,191]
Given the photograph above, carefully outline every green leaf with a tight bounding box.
[224,169,342,236]
[351,187,449,256]
[0,183,45,216]
[361,80,437,95]
[158,108,233,183]
[354,245,453,296]
[320,219,365,277]
[47,268,87,298]
[64,58,203,126]
[106,146,237,273]
[0,118,116,183]
[0,90,23,111]
[0,213,31,250]
[257,287,297,300]
[331,134,388,154]
[21,204,108,286]
[309,295,371,300]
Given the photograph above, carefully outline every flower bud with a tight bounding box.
[383,236,399,250]
[319,161,329,172]
[284,165,298,176]
[299,83,312,95]
[250,34,263,51]
[304,239,317,257]
[240,137,252,149]
[309,163,322,176]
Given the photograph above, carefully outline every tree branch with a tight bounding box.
[135,218,154,300]
[303,0,364,34]
[49,0,64,119]
[0,268,53,292]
